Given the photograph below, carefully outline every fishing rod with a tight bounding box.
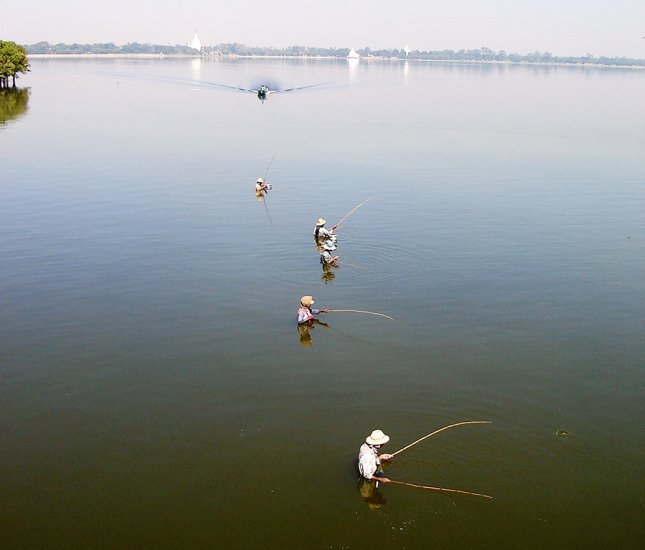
[333,197,373,230]
[339,262,367,270]
[391,421,492,457]
[326,309,393,320]
[263,153,276,183]
[387,479,492,500]
[316,320,359,343]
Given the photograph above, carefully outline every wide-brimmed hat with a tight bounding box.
[300,295,314,307]
[366,429,390,445]
[322,240,337,251]
[316,218,326,226]
[256,177,264,183]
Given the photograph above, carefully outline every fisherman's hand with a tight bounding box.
[320,308,329,313]
[379,454,393,461]
[378,477,390,483]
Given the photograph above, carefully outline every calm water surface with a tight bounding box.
[1,57,644,549]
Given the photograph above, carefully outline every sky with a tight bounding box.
[4,0,645,58]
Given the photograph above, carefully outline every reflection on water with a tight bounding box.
[347,57,359,83]
[358,477,387,510]
[190,57,202,81]
[296,318,329,346]
[0,87,29,126]
[321,263,336,283]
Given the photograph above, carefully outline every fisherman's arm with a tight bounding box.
[373,472,390,482]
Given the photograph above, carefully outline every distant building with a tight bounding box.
[191,31,202,52]
[347,48,360,59]
[404,44,411,56]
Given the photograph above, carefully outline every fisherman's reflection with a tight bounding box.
[321,263,336,283]
[358,478,387,510]
[297,319,329,347]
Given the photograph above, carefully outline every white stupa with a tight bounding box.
[347,48,360,59]
[191,30,202,52]
[404,44,411,56]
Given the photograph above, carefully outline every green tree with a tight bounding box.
[0,40,30,88]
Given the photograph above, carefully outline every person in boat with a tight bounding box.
[358,429,393,482]
[313,218,337,241]
[297,295,328,325]
[255,177,270,194]
[319,240,339,266]
[257,84,269,101]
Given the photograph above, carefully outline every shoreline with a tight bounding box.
[27,53,645,69]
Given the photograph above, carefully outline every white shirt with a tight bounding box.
[314,226,333,239]
[297,306,319,324]
[320,251,336,264]
[358,443,380,479]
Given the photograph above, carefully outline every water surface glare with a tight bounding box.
[1,58,644,549]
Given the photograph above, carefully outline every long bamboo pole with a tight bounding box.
[326,309,393,320]
[390,421,492,457]
[387,479,492,499]
[333,197,373,229]
[263,153,276,181]
[339,262,367,270]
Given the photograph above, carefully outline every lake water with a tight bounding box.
[1,57,644,549]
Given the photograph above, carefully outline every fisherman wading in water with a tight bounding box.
[313,218,337,242]
[297,295,329,325]
[319,240,339,266]
[358,429,393,483]
[255,177,271,194]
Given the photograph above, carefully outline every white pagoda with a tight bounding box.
[191,31,202,52]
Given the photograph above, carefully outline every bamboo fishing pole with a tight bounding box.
[387,479,492,500]
[339,262,367,270]
[333,197,373,229]
[263,153,276,182]
[390,421,492,457]
[326,309,393,320]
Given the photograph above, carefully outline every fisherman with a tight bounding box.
[297,295,328,325]
[319,240,339,266]
[255,177,270,194]
[358,429,393,482]
[313,218,337,241]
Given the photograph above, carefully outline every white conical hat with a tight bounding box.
[366,429,390,445]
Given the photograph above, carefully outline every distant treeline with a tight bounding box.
[26,42,644,67]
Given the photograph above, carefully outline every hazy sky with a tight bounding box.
[5,0,645,58]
